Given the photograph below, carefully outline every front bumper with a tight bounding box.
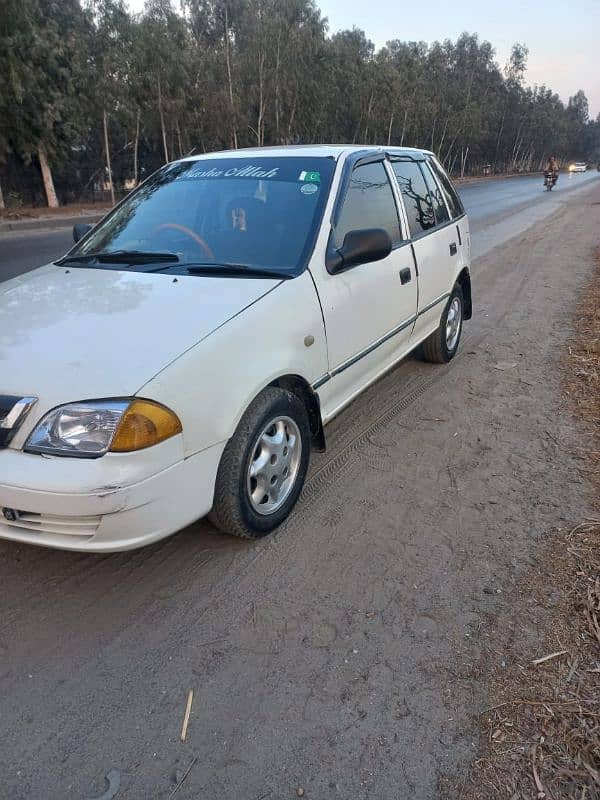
[0,439,225,551]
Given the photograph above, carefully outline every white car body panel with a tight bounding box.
[311,242,418,421]
[0,144,471,551]
[141,270,328,454]
[0,265,279,449]
[0,439,225,551]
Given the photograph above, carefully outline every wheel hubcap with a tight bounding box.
[445,297,462,351]
[247,416,302,515]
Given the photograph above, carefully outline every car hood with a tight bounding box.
[0,265,280,407]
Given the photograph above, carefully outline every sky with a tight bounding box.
[317,0,600,118]
[127,0,600,118]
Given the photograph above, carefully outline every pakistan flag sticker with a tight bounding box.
[298,170,321,183]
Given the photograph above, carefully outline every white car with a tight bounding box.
[569,162,587,172]
[0,145,471,551]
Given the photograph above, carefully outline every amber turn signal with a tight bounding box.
[110,400,182,452]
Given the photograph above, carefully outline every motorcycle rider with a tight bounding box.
[546,156,559,185]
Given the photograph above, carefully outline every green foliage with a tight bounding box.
[1,0,599,204]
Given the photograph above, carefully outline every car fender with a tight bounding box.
[139,270,328,457]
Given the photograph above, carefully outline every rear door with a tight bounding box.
[312,156,418,420]
[390,157,462,344]
[427,155,470,267]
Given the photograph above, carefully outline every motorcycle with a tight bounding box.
[544,170,558,191]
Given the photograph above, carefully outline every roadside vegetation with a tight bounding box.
[1,0,599,210]
[447,248,600,799]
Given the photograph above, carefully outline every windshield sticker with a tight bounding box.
[300,183,318,195]
[184,163,280,180]
[298,170,321,183]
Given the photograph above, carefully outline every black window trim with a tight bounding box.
[329,149,385,229]
[326,150,407,273]
[416,159,450,227]
[428,154,466,218]
[388,155,466,243]
[389,156,437,240]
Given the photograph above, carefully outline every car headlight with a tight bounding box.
[25,399,182,458]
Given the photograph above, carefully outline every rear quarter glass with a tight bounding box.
[428,157,465,218]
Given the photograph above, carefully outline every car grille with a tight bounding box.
[1,509,101,538]
[0,395,38,448]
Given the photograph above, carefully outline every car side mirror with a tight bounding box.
[73,223,93,243]
[326,228,393,274]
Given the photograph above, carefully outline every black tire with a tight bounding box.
[209,387,311,539]
[421,285,464,364]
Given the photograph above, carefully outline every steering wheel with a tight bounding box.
[155,223,214,259]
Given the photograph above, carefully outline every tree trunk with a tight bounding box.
[257,50,266,147]
[103,110,115,206]
[437,117,449,156]
[387,112,394,146]
[460,145,469,178]
[175,119,183,158]
[133,108,140,186]
[400,108,408,146]
[275,30,281,142]
[287,94,297,143]
[493,106,506,165]
[510,118,525,170]
[38,144,59,208]
[224,5,238,149]
[158,80,169,163]
[363,91,374,143]
[0,178,4,210]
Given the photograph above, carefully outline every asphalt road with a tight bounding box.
[458,168,599,225]
[1,173,599,800]
[1,170,599,283]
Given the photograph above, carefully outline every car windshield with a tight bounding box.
[68,156,336,276]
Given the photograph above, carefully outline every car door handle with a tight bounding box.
[399,268,411,285]
[449,242,458,256]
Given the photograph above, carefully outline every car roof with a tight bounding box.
[180,144,434,162]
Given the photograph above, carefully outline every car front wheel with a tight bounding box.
[209,387,311,539]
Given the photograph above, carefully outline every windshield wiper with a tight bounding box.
[58,250,180,266]
[178,262,290,280]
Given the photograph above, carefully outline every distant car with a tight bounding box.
[568,162,587,172]
[0,145,471,551]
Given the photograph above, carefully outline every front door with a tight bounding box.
[312,159,418,421]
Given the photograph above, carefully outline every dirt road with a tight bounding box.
[1,182,599,799]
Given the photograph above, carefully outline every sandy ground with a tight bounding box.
[1,183,599,799]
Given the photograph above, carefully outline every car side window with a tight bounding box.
[420,161,450,225]
[334,161,401,248]
[428,157,465,218]
[391,160,435,237]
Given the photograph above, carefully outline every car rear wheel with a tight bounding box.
[421,285,464,364]
[209,387,311,539]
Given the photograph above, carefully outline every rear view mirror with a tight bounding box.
[327,228,392,274]
[73,223,92,243]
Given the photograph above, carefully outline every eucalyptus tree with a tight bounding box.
[86,0,133,203]
[134,0,192,163]
[2,0,599,205]
[0,0,88,206]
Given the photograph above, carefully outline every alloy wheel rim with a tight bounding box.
[246,416,302,515]
[445,297,462,351]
